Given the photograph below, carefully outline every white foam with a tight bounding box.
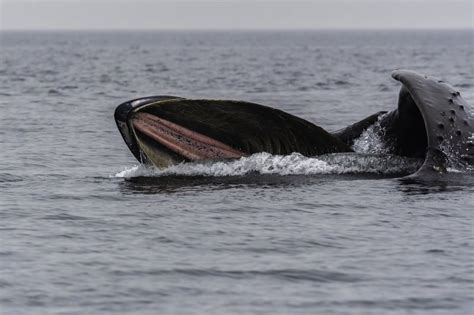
[113,153,333,177]
[113,152,422,178]
[114,165,141,178]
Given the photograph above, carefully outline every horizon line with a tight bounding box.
[1,27,473,32]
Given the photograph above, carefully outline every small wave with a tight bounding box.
[41,213,88,221]
[0,173,24,183]
[112,268,362,283]
[377,83,390,91]
[47,89,63,95]
[11,77,26,82]
[327,297,459,310]
[315,82,329,89]
[456,83,472,89]
[333,80,350,86]
[314,80,350,89]
[113,152,422,178]
[425,249,446,254]
[59,85,78,90]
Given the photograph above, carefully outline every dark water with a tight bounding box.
[1,31,473,314]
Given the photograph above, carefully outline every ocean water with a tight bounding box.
[0,30,473,314]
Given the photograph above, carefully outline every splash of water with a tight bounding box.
[351,115,391,154]
[113,152,422,178]
[114,153,333,177]
[352,116,473,173]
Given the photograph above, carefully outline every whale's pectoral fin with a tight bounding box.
[391,70,473,179]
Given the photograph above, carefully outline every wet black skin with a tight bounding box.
[139,99,352,156]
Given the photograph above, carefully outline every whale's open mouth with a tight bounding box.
[132,112,244,161]
[115,96,245,168]
[114,97,249,168]
[114,96,185,167]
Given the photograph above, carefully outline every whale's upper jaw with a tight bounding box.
[391,70,473,179]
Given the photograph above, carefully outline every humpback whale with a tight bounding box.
[115,70,473,179]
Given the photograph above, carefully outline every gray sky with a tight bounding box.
[1,0,473,30]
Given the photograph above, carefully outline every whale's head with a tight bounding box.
[114,96,351,168]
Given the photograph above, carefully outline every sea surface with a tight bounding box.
[0,30,473,314]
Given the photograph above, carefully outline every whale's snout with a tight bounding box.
[114,98,141,162]
[114,96,182,166]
